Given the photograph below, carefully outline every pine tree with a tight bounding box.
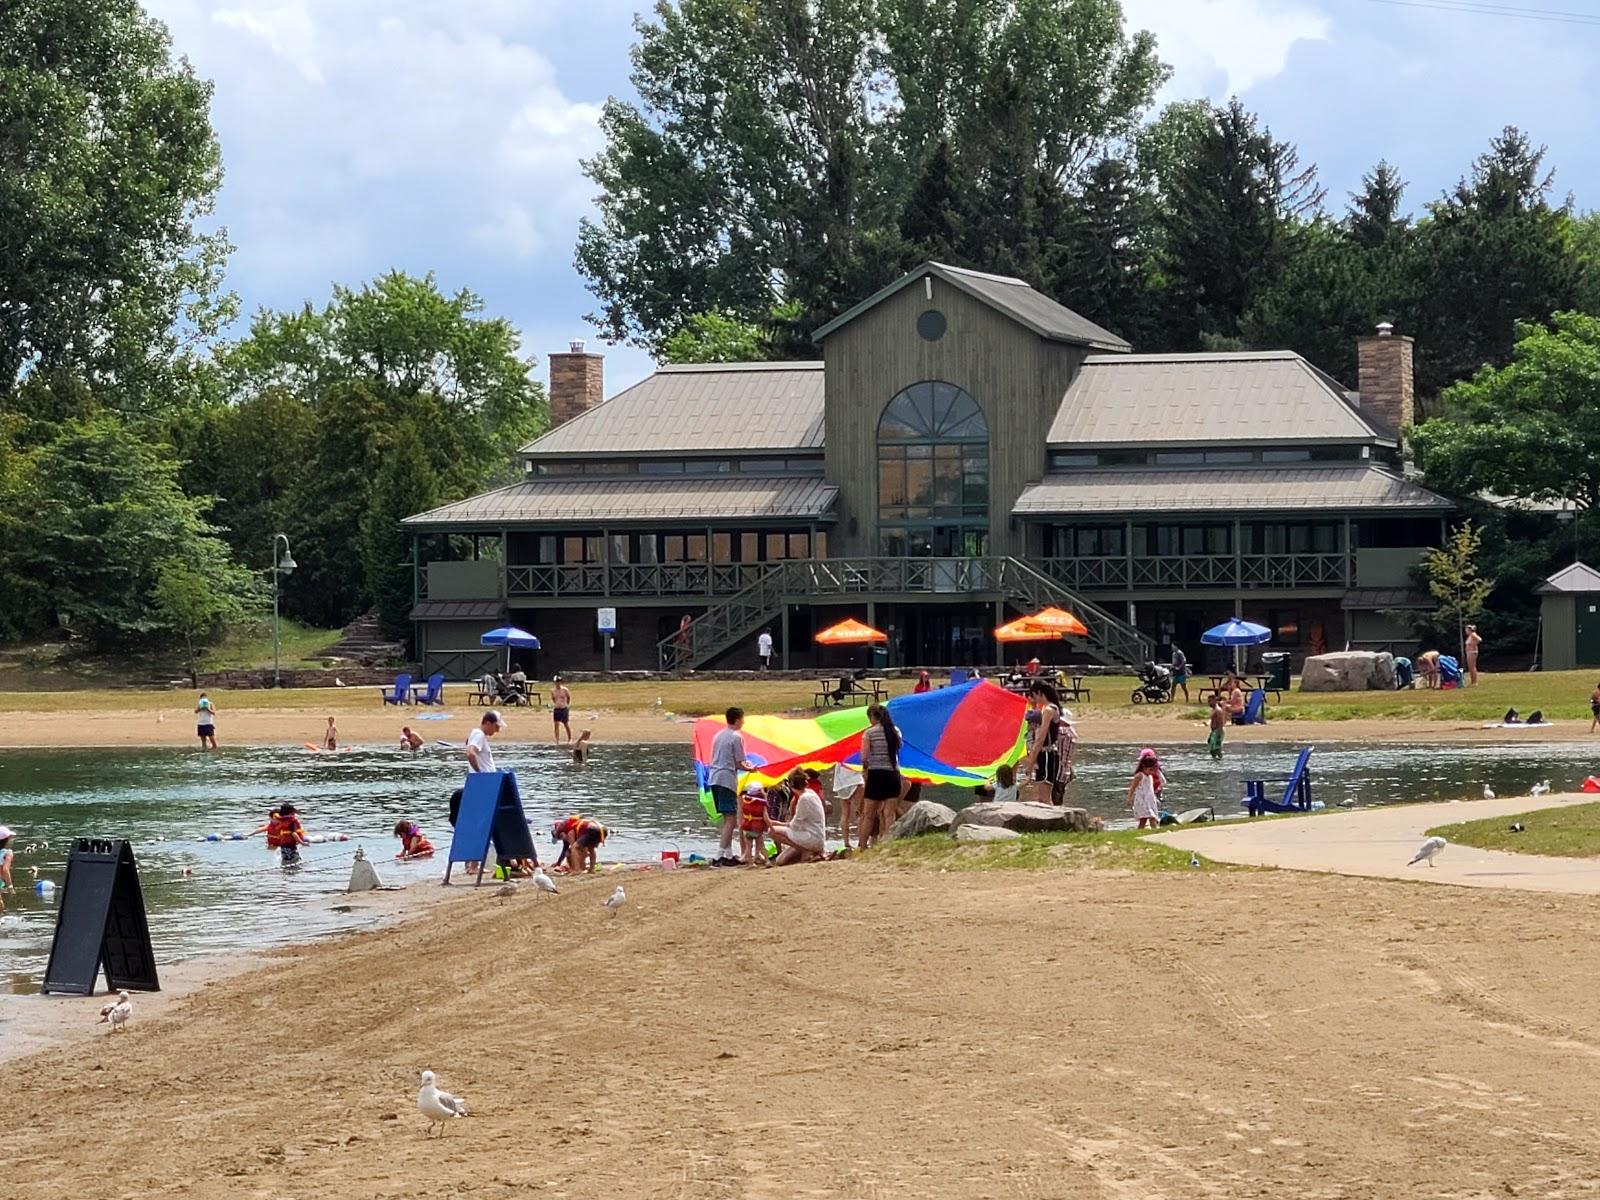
[900,139,965,263]
[1347,160,1410,251]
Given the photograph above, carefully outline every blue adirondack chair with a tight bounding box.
[414,672,446,706]
[379,673,413,706]
[948,667,969,688]
[1244,747,1314,817]
[1233,687,1267,726]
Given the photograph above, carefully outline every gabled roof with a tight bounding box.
[1012,464,1451,517]
[520,362,824,458]
[1538,562,1600,594]
[811,262,1131,352]
[403,476,838,528]
[1048,352,1390,447]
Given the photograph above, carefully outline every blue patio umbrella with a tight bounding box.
[1201,618,1271,675]
[480,626,541,673]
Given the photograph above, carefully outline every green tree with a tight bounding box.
[661,312,771,364]
[9,413,253,643]
[1405,128,1581,395]
[1419,520,1493,660]
[1347,159,1411,253]
[1057,156,1160,345]
[1411,312,1600,512]
[1159,99,1325,347]
[576,0,1165,350]
[1242,221,1384,385]
[361,420,439,640]
[152,549,260,683]
[0,0,232,410]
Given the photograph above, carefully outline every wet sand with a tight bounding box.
[7,860,1600,1197]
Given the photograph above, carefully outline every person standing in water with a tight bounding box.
[1206,696,1227,759]
[322,716,338,751]
[194,693,218,750]
[550,676,572,744]
[1127,751,1163,830]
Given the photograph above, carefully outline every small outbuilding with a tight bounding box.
[1537,562,1600,670]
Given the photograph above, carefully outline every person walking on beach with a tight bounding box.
[757,628,773,671]
[1170,646,1190,703]
[551,677,572,744]
[1127,752,1162,830]
[194,693,218,750]
[859,703,903,850]
[1021,681,1075,805]
[1207,696,1227,759]
[708,707,753,867]
[1465,625,1483,686]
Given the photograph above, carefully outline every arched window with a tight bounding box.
[877,381,989,557]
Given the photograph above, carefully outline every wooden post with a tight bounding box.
[781,603,791,670]
[1232,518,1242,590]
[1343,517,1353,588]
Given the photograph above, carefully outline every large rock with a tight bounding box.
[950,801,1092,834]
[955,824,1022,843]
[1300,651,1397,692]
[888,800,958,839]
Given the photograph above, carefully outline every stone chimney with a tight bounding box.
[1357,321,1415,437]
[548,339,604,429]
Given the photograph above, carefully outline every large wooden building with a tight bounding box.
[405,263,1448,676]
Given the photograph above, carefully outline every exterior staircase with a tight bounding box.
[318,611,407,666]
[655,557,1153,672]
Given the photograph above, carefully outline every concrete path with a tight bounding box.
[1148,792,1600,895]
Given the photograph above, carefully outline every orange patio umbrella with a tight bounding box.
[994,616,1063,643]
[814,617,888,645]
[1022,606,1089,637]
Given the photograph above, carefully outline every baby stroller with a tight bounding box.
[1131,662,1174,704]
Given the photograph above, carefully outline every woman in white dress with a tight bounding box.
[1127,750,1162,830]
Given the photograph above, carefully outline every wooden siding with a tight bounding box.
[821,278,1088,558]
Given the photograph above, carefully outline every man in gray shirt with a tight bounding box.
[708,706,752,867]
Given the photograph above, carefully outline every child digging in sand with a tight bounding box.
[393,819,436,860]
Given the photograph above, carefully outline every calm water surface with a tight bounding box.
[2,735,1596,988]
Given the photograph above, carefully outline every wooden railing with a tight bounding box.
[1043,552,1349,591]
[504,561,767,598]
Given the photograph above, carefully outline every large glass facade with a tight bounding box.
[877,381,989,556]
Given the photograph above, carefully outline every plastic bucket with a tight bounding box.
[660,849,680,865]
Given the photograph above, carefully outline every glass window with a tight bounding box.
[878,381,988,551]
[712,532,733,562]
[537,535,556,564]
[1204,450,1252,464]
[637,535,659,565]
[879,450,907,510]
[740,532,760,562]
[788,533,809,558]
[638,460,685,475]
[610,535,629,564]
[766,533,786,560]
[582,461,630,475]
[686,534,707,562]
[1153,451,1205,466]
[1262,449,1312,463]
[739,458,787,474]
[662,535,685,562]
[813,530,827,558]
[534,462,581,475]
[786,458,824,474]
[1049,452,1099,469]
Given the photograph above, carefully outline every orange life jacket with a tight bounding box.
[267,814,304,849]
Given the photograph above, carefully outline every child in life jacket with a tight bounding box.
[739,783,770,866]
[254,803,308,867]
[393,819,435,860]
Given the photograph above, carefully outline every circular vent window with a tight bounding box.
[917,309,947,341]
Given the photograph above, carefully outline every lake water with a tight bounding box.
[2,735,1597,989]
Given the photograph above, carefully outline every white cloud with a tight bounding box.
[212,2,322,84]
[1123,0,1331,97]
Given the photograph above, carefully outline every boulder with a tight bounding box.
[950,801,1092,834]
[888,800,958,839]
[1299,651,1397,692]
[954,824,1023,843]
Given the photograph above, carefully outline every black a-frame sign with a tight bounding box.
[42,839,161,996]
[445,770,537,885]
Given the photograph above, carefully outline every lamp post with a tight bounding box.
[271,534,297,688]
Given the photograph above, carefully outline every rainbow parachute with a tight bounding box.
[692,680,1028,821]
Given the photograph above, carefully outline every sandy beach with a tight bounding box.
[0,704,1584,750]
[7,849,1600,1198]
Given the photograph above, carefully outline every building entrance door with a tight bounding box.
[1576,598,1600,665]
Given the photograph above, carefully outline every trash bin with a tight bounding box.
[1261,651,1291,692]
[871,645,888,669]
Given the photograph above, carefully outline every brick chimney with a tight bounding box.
[548,339,604,429]
[1357,322,1414,437]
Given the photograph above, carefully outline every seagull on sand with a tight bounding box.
[533,868,559,895]
[1409,836,1448,868]
[98,991,132,1032]
[418,1070,469,1137]
[603,884,626,916]
[1483,784,1496,801]
[1531,780,1551,797]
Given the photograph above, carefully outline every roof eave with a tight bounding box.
[1045,437,1397,451]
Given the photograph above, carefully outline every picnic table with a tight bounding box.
[1199,674,1282,704]
[466,677,544,708]
[814,676,888,708]
[1003,673,1091,702]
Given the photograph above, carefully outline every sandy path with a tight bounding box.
[8,862,1600,1198]
[0,706,1580,750]
[1150,793,1600,894]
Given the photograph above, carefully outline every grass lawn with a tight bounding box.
[870,828,1212,872]
[1429,801,1600,858]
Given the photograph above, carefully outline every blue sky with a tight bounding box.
[145,0,1600,394]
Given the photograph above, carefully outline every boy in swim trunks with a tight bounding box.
[551,676,572,745]
[1207,696,1226,759]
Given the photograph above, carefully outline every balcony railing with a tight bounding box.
[1042,552,1349,592]
[504,561,768,598]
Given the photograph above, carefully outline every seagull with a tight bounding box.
[1482,785,1496,801]
[533,868,559,895]
[1530,780,1551,797]
[98,990,132,1032]
[1510,822,1526,833]
[1409,835,1447,868]
[335,677,346,687]
[603,884,626,916]
[1188,854,1201,869]
[418,1070,468,1137]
